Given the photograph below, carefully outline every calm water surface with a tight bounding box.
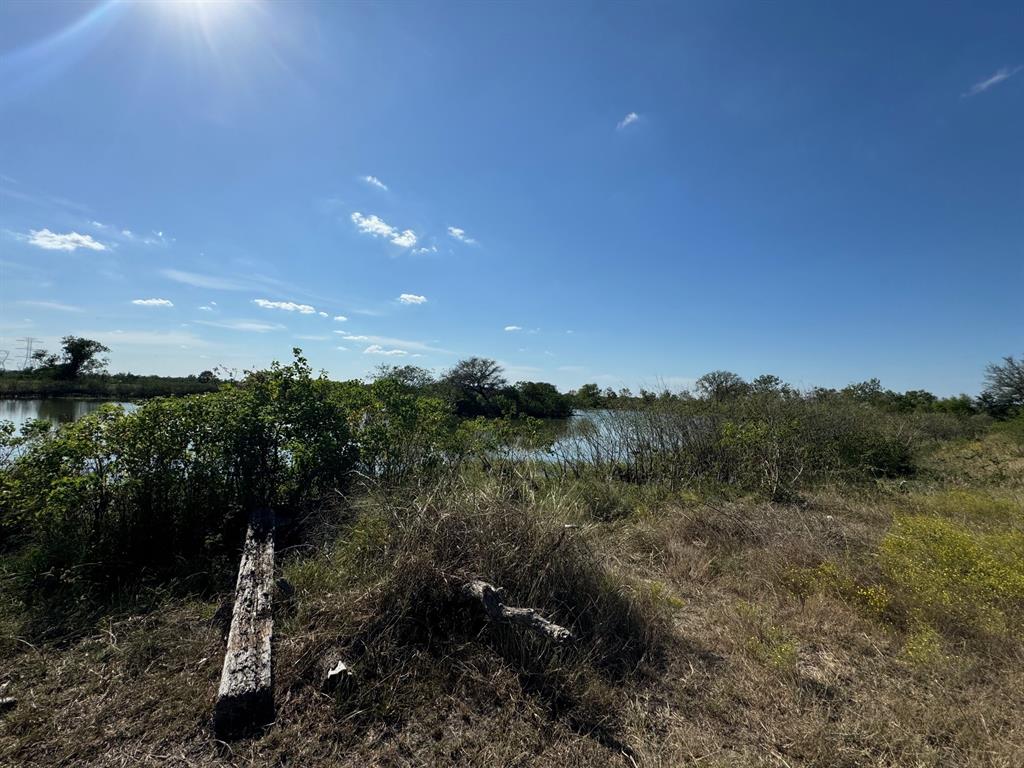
[0,398,136,433]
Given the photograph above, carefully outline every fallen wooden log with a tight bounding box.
[213,508,276,739]
[462,580,574,644]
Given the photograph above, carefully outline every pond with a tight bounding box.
[0,398,136,434]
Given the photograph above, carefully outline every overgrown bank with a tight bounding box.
[1,353,1023,765]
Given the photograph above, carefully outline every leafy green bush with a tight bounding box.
[552,394,925,497]
[331,377,455,487]
[0,354,354,637]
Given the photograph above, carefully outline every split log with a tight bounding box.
[213,508,276,739]
[462,580,574,644]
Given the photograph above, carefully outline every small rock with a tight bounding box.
[322,659,355,694]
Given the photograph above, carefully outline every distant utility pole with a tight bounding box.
[17,337,36,369]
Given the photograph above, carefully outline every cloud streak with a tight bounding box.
[253,298,317,314]
[616,111,639,130]
[26,228,107,252]
[363,175,388,191]
[398,293,427,305]
[132,298,174,307]
[364,344,408,356]
[90,329,211,348]
[351,212,418,248]
[447,226,476,244]
[162,269,249,291]
[963,66,1022,97]
[334,332,449,354]
[196,319,285,332]
[18,300,82,312]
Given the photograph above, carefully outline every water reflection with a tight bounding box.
[0,398,135,433]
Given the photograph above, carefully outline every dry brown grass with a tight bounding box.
[2,440,1023,766]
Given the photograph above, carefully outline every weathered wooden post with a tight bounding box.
[213,507,276,739]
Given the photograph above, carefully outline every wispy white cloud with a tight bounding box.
[390,229,418,248]
[198,305,215,312]
[364,344,408,356]
[318,311,328,317]
[295,334,330,341]
[504,325,522,332]
[398,293,427,305]
[447,226,477,245]
[616,111,639,130]
[17,300,82,312]
[162,269,248,291]
[85,220,171,247]
[333,314,348,322]
[253,298,316,314]
[141,230,173,247]
[132,298,174,307]
[336,346,349,351]
[963,66,1022,97]
[91,329,210,348]
[363,175,388,191]
[413,245,438,255]
[196,319,284,332]
[334,332,449,354]
[350,212,418,248]
[26,228,107,252]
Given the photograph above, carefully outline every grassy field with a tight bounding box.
[2,420,1022,766]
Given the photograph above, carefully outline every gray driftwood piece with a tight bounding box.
[462,580,574,643]
[213,508,276,739]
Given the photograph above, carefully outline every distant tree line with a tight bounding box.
[0,335,221,399]
[6,334,1023,423]
[568,355,1024,421]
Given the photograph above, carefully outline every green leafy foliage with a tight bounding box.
[0,353,355,637]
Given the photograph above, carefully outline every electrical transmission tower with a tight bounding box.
[17,337,36,370]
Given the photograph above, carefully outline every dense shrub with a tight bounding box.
[329,376,456,487]
[0,354,354,636]
[549,394,936,497]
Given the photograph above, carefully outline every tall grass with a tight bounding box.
[549,395,982,498]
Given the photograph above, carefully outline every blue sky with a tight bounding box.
[1,0,1021,395]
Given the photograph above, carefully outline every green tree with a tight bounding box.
[574,383,602,408]
[513,381,572,418]
[56,336,110,379]
[979,355,1024,418]
[371,364,435,391]
[695,370,749,401]
[442,357,507,416]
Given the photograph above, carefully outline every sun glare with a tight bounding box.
[159,0,244,28]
